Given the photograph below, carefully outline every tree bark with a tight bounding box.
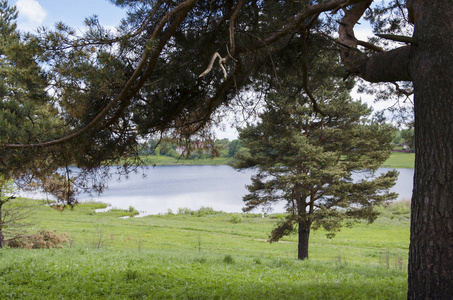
[407,1,453,299]
[298,220,310,260]
[339,1,453,297]
[0,202,3,248]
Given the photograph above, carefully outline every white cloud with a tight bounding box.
[15,0,47,24]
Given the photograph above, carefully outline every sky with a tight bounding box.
[10,0,390,140]
[11,0,126,32]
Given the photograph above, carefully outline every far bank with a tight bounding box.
[137,152,415,169]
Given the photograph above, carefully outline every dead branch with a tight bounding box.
[199,52,228,79]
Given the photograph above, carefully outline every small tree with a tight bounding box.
[235,92,398,260]
[0,177,34,248]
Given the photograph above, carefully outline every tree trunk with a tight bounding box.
[0,202,3,249]
[408,1,453,298]
[298,220,310,260]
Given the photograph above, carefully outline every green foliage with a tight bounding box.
[233,43,398,257]
[128,206,139,217]
[228,139,242,158]
[0,178,36,247]
[0,1,64,179]
[392,128,415,150]
[177,206,220,217]
[375,200,411,221]
[223,254,235,264]
[229,214,243,224]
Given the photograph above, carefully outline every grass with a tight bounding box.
[0,200,410,299]
[382,152,415,169]
[139,155,234,166]
[136,152,415,169]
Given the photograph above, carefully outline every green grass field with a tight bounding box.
[382,152,415,169]
[140,155,233,166]
[0,200,410,299]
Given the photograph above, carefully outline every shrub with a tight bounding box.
[196,206,218,216]
[389,199,411,215]
[223,254,234,264]
[177,206,220,216]
[177,207,194,215]
[229,214,243,224]
[128,206,139,217]
[124,269,139,281]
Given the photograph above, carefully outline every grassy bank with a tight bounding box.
[0,200,410,299]
[382,152,415,169]
[140,155,233,166]
[139,151,415,169]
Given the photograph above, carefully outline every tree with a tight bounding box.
[1,1,451,297]
[0,176,33,248]
[235,86,397,260]
[228,139,242,158]
[400,128,415,151]
[335,2,453,297]
[0,1,140,205]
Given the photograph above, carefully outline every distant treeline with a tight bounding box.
[393,128,414,151]
[138,138,247,160]
[138,129,413,161]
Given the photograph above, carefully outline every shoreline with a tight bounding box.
[136,152,415,169]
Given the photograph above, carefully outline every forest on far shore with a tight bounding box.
[137,128,415,163]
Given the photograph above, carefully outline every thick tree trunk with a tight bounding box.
[298,221,310,260]
[408,1,453,299]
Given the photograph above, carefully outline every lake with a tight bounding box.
[20,165,414,215]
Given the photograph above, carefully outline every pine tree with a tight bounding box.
[235,89,397,260]
[0,1,61,177]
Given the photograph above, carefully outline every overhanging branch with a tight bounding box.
[338,1,412,82]
[3,0,199,149]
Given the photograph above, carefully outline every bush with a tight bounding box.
[177,207,194,215]
[223,254,235,264]
[128,206,139,217]
[229,214,243,224]
[176,206,220,216]
[6,231,70,249]
[196,206,218,217]
[388,199,411,215]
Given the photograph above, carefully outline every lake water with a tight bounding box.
[20,165,414,215]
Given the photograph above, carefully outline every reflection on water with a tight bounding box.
[19,165,414,215]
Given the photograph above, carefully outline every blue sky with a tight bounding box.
[11,0,126,32]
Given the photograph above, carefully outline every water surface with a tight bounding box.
[20,165,414,215]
